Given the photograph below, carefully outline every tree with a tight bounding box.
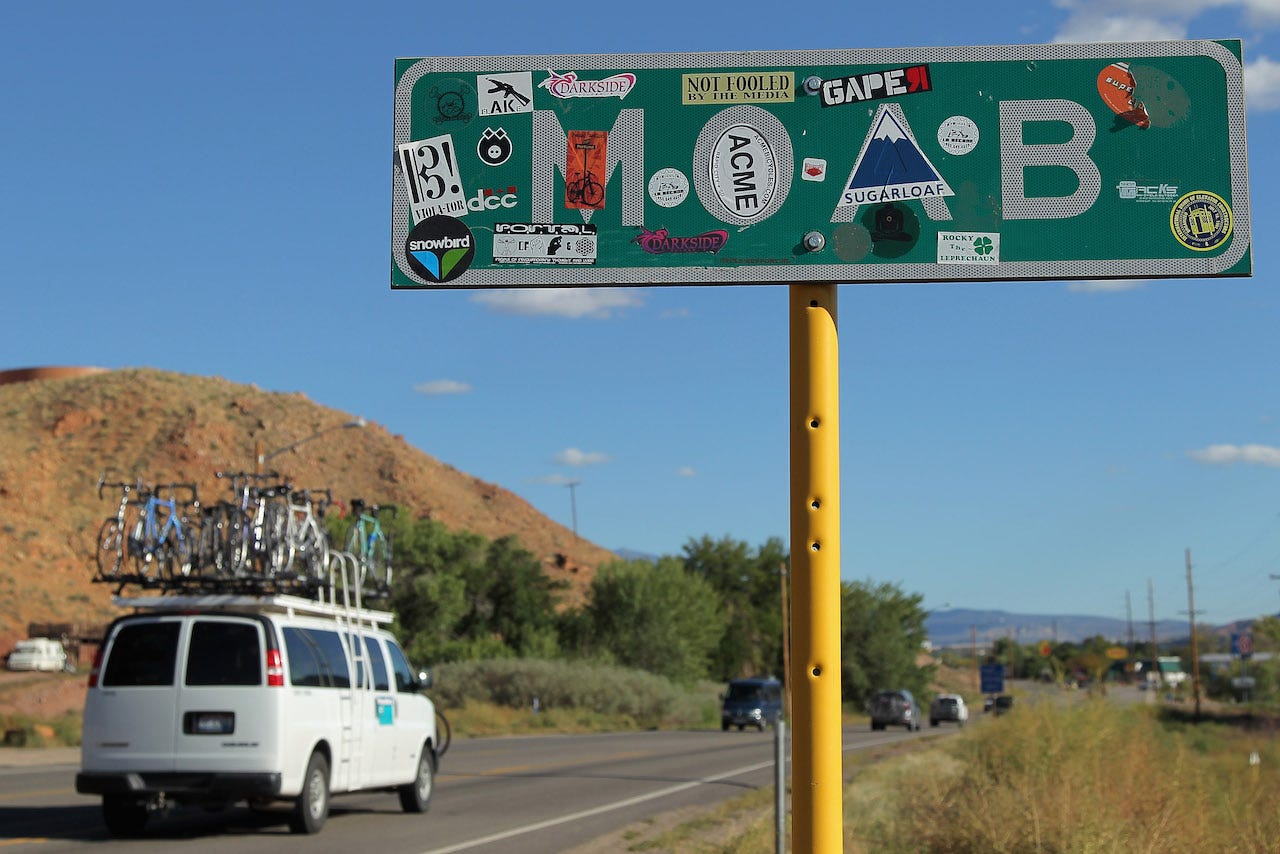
[840,579,933,707]
[682,535,788,679]
[580,557,726,683]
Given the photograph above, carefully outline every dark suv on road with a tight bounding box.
[869,689,922,731]
[721,677,783,731]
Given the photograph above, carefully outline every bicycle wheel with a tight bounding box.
[223,508,252,577]
[126,517,157,579]
[581,178,603,207]
[164,526,194,579]
[369,532,392,587]
[260,501,289,577]
[96,518,125,580]
[297,521,330,584]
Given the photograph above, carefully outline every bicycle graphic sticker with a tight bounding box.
[398,134,466,222]
[566,130,608,211]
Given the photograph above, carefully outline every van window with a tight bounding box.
[103,621,181,687]
[386,641,416,693]
[282,628,351,689]
[186,620,261,686]
[363,636,390,691]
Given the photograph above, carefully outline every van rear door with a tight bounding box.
[173,616,279,774]
[84,617,184,771]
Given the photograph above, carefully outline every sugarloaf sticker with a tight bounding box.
[837,105,953,207]
[937,231,1000,264]
[682,72,794,105]
[405,216,475,283]
[540,70,636,100]
[477,127,512,166]
[427,81,474,125]
[398,135,466,222]
[1097,62,1150,129]
[1170,191,1232,251]
[819,64,932,107]
[631,226,728,254]
[566,130,608,210]
[937,116,979,155]
[710,124,777,222]
[648,168,689,207]
[478,72,533,115]
[493,223,597,264]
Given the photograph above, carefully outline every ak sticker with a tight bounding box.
[1170,191,1232,251]
[405,216,475,283]
[477,72,533,115]
[566,130,608,210]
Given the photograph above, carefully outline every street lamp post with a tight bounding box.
[564,479,581,536]
[255,417,366,474]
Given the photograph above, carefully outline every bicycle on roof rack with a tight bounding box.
[96,475,199,584]
[345,499,396,590]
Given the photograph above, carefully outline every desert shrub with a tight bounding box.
[428,658,716,729]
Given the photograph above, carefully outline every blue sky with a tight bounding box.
[4,1,1280,625]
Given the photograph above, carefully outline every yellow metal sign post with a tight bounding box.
[789,283,843,851]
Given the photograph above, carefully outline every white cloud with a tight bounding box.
[1067,279,1148,293]
[471,288,642,319]
[555,447,612,467]
[1052,11,1185,43]
[532,473,580,486]
[413,379,472,396]
[1189,443,1280,466]
[1246,56,1280,110]
[1050,0,1280,44]
[676,466,696,478]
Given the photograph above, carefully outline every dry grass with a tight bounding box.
[844,698,1280,853]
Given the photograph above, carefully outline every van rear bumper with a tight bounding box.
[76,771,282,801]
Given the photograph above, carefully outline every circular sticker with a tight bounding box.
[938,116,979,155]
[1170,191,1232,252]
[648,168,689,208]
[405,215,475,283]
[477,127,512,166]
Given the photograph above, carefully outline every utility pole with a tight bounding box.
[1147,578,1158,686]
[1184,549,1203,719]
[970,625,979,692]
[1125,590,1135,655]
[565,479,581,536]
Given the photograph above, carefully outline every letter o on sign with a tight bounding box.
[694,105,794,226]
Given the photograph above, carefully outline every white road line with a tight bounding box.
[420,731,911,854]
[419,757,775,854]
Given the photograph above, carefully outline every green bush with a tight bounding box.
[429,658,717,729]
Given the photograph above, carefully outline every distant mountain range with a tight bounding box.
[925,607,1269,647]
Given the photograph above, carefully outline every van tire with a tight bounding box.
[398,747,435,813]
[102,796,148,837]
[289,752,329,834]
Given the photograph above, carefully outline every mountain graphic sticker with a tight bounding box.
[838,105,954,207]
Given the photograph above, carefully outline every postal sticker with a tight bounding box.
[477,72,533,115]
[566,130,608,210]
[937,116,979,155]
[1170,190,1232,251]
[648,168,689,208]
[398,135,466,222]
[493,222,597,264]
[802,158,827,182]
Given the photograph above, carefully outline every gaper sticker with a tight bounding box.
[405,215,475,283]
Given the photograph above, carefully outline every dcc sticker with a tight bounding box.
[1170,191,1232,251]
[405,215,475,283]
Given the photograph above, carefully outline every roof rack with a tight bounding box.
[111,592,394,624]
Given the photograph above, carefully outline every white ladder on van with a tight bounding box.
[325,550,379,791]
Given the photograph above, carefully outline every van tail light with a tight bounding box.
[266,649,284,687]
[88,648,104,688]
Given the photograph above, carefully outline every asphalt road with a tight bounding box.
[0,724,933,852]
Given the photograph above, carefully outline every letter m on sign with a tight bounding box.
[532,109,645,225]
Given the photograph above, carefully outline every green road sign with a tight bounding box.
[392,41,1250,289]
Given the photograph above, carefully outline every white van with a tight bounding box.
[76,592,439,836]
[5,637,69,672]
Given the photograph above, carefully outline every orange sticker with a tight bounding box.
[1097,62,1150,129]
[566,130,607,210]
